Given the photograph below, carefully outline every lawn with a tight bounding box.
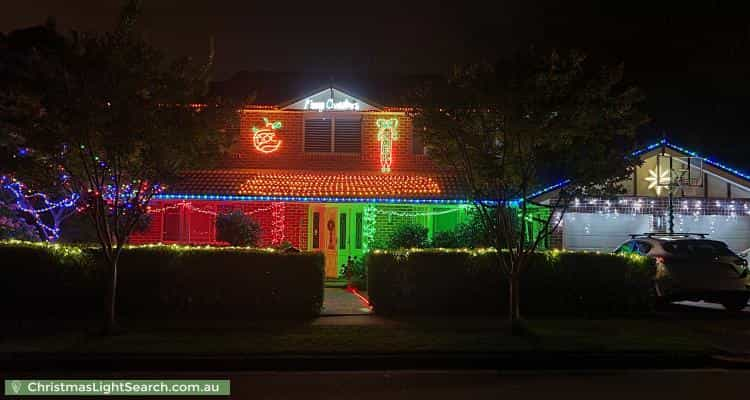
[0,317,712,355]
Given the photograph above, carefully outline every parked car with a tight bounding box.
[615,233,750,311]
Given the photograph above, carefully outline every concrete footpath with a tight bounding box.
[320,288,372,316]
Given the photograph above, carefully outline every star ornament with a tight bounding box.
[645,168,671,195]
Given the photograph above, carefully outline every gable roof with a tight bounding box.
[280,86,382,111]
[531,139,750,199]
[209,70,440,107]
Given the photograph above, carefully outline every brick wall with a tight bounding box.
[129,200,309,249]
[219,110,440,173]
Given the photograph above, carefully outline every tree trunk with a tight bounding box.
[509,273,523,334]
[104,256,119,335]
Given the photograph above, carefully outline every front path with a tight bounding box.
[321,288,372,315]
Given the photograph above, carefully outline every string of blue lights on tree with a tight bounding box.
[0,175,79,241]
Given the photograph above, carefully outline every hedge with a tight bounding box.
[366,249,656,316]
[0,241,324,320]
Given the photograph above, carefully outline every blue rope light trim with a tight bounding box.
[154,141,750,204]
[526,139,750,198]
[154,193,473,205]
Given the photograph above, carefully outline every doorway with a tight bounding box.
[310,204,366,279]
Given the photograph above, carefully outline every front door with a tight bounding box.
[310,204,366,279]
[322,206,339,278]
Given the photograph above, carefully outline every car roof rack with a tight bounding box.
[629,232,708,239]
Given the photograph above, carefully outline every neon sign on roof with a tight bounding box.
[303,98,360,112]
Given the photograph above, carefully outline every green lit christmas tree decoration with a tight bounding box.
[362,204,377,252]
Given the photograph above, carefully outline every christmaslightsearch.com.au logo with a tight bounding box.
[4,379,230,396]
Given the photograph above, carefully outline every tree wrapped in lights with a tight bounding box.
[0,175,78,241]
[412,52,647,331]
[0,2,234,333]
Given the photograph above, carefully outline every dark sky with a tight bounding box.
[3,1,750,168]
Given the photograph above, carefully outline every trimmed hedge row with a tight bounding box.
[367,250,656,315]
[0,242,324,319]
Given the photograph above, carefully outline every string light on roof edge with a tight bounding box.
[237,173,442,197]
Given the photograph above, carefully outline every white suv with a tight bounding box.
[615,233,749,311]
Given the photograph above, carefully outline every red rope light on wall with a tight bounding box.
[271,202,286,245]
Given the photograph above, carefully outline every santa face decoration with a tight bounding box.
[252,117,283,153]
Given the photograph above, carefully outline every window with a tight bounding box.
[304,119,332,152]
[355,212,363,249]
[304,117,361,153]
[339,213,347,250]
[334,118,361,152]
[662,240,734,257]
[635,241,652,254]
[312,212,321,249]
[615,241,634,254]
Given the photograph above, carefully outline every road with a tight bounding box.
[3,370,748,399]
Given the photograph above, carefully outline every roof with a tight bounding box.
[210,70,440,107]
[531,139,750,200]
[155,170,468,204]
[153,140,750,205]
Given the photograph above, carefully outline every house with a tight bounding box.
[535,140,750,253]
[130,83,750,274]
[130,86,473,278]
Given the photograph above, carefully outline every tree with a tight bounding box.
[0,2,234,333]
[411,51,647,330]
[387,222,429,249]
[215,210,261,247]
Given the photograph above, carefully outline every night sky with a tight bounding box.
[2,1,749,168]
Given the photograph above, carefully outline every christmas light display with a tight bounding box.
[346,286,372,309]
[238,173,442,198]
[252,117,283,153]
[569,197,750,217]
[373,204,469,218]
[155,193,469,205]
[1,176,79,241]
[304,98,360,112]
[645,168,671,195]
[271,202,286,245]
[147,201,288,246]
[361,204,377,252]
[376,118,399,173]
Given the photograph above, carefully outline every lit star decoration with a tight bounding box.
[252,117,283,153]
[645,168,670,195]
[376,118,399,173]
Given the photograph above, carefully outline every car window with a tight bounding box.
[662,240,734,257]
[635,241,652,255]
[615,241,634,254]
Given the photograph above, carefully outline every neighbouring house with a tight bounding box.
[130,86,473,277]
[535,140,750,253]
[129,83,750,275]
